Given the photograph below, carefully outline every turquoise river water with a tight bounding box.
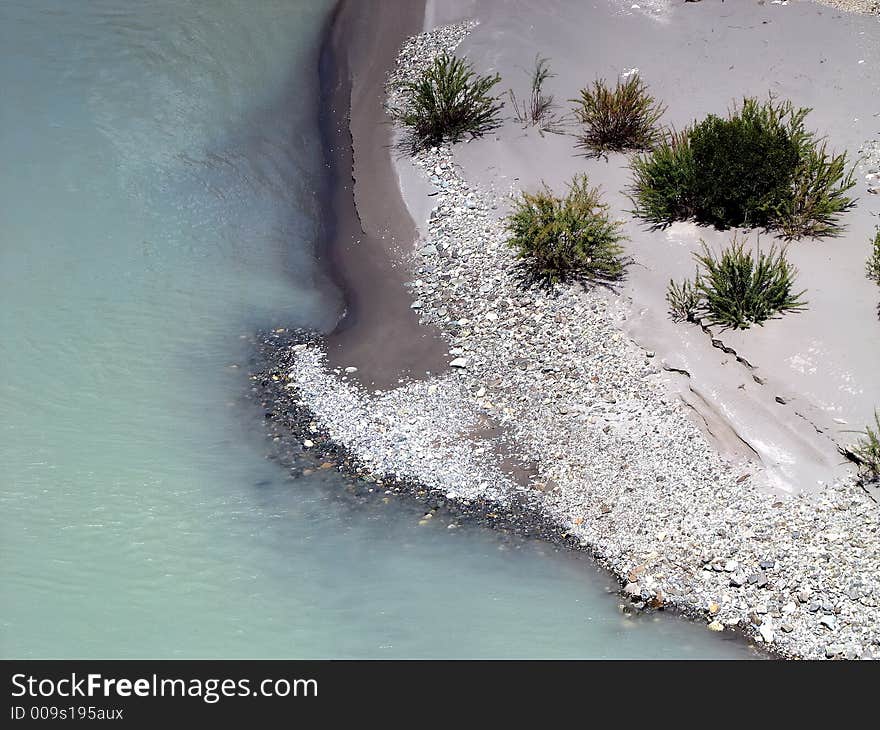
[0,0,754,658]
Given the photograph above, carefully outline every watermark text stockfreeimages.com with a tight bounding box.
[10,672,317,704]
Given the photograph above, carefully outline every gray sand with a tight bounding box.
[322,0,449,388]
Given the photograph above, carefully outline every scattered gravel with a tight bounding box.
[862,138,880,195]
[637,0,880,16]
[261,20,880,659]
[805,0,880,14]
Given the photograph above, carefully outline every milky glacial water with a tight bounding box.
[0,0,754,658]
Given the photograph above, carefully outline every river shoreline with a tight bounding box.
[317,0,448,389]
[256,0,880,659]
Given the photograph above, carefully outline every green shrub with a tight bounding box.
[667,236,806,329]
[629,98,856,239]
[630,130,696,224]
[572,75,665,155]
[697,239,806,328]
[688,99,802,228]
[868,228,880,284]
[506,174,626,286]
[508,55,559,132]
[849,411,880,483]
[396,53,503,147]
[776,139,856,239]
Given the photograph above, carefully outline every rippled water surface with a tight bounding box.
[0,0,754,658]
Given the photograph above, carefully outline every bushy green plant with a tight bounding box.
[629,98,856,239]
[688,99,802,228]
[667,236,806,329]
[868,228,880,284]
[508,55,559,132]
[695,238,806,328]
[630,130,696,224]
[572,75,665,155]
[396,53,503,147]
[506,174,626,286]
[776,140,856,239]
[850,411,880,482]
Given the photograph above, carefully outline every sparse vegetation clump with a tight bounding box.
[572,75,665,155]
[506,174,627,287]
[666,272,703,323]
[395,53,503,147]
[630,98,856,239]
[868,228,880,284]
[666,236,806,329]
[508,55,560,132]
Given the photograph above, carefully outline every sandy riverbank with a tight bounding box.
[318,0,448,388]
[260,0,880,658]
